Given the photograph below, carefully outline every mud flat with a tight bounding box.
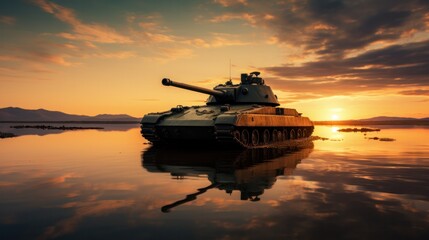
[312,136,330,141]
[368,137,396,142]
[338,127,380,132]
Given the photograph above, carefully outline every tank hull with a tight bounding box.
[141,104,314,148]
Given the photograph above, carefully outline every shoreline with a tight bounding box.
[0,121,140,124]
[1,120,428,125]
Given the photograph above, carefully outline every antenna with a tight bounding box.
[229,58,231,81]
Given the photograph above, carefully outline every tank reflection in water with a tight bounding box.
[142,143,313,212]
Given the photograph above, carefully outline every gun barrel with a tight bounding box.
[161,183,218,213]
[162,78,225,98]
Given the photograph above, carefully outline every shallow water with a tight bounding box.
[0,125,428,239]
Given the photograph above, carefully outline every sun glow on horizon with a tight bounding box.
[331,114,340,120]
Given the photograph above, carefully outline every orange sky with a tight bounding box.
[1,0,428,120]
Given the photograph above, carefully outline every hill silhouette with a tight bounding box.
[358,116,421,121]
[315,116,429,125]
[0,107,140,122]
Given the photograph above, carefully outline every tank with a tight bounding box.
[141,71,314,148]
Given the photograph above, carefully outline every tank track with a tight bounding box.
[214,125,243,147]
[141,123,160,143]
[215,125,314,149]
[142,124,313,149]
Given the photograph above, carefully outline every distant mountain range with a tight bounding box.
[358,116,429,121]
[1,107,427,124]
[0,107,140,122]
[316,116,429,125]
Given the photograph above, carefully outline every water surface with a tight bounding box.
[0,125,428,239]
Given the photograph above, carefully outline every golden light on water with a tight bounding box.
[1,125,429,238]
[329,126,343,140]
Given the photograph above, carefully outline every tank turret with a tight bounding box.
[162,72,279,106]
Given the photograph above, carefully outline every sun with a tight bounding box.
[331,114,340,120]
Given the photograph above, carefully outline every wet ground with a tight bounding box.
[0,124,428,239]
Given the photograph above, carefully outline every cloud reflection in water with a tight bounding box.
[142,144,314,212]
[0,127,428,239]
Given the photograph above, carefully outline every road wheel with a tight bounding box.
[290,129,296,139]
[297,129,302,138]
[263,129,270,144]
[277,130,283,141]
[241,129,250,145]
[272,129,278,142]
[233,131,240,140]
[251,129,259,146]
[283,129,288,140]
[303,129,308,138]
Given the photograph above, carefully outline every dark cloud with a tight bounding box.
[256,0,429,56]
[209,0,429,98]
[264,39,429,96]
[278,92,322,104]
[399,89,429,96]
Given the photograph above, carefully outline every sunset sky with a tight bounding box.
[1,0,428,120]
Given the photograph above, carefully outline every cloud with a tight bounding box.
[278,93,323,104]
[198,0,429,99]
[208,0,429,57]
[153,47,194,62]
[29,1,254,64]
[264,39,429,97]
[91,51,136,59]
[185,33,250,48]
[214,0,248,7]
[0,15,16,25]
[0,181,17,187]
[0,40,87,67]
[0,48,74,66]
[398,89,429,96]
[127,14,179,44]
[0,37,137,74]
[83,41,97,49]
[0,55,20,62]
[33,0,132,43]
[0,65,54,82]
[31,51,74,66]
[143,32,176,43]
[210,13,256,24]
